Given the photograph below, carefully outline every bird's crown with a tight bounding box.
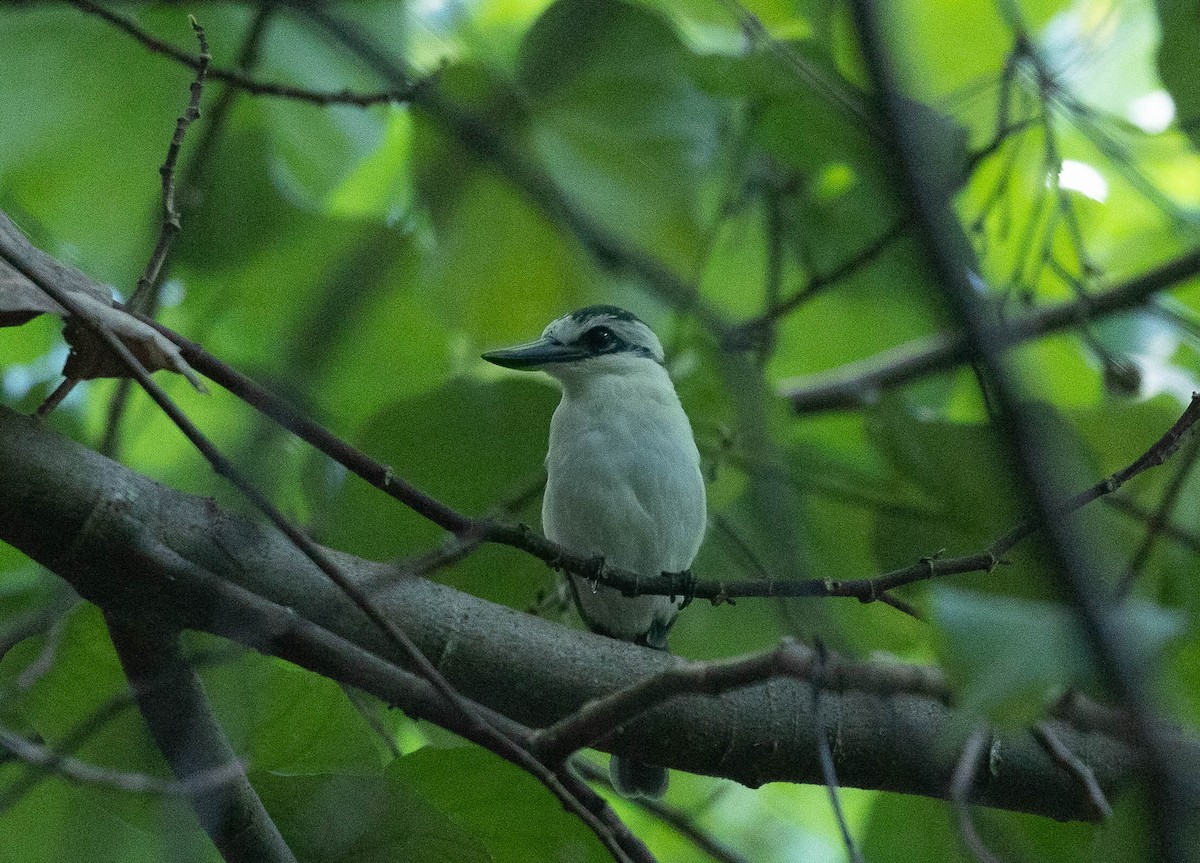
[542,306,664,364]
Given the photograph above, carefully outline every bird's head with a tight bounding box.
[482,306,666,388]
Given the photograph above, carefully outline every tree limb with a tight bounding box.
[0,404,1192,823]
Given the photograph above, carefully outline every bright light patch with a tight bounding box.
[1128,90,1176,134]
[1057,160,1109,202]
[412,0,451,22]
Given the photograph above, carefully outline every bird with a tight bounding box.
[482,305,707,798]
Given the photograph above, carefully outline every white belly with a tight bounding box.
[542,387,706,644]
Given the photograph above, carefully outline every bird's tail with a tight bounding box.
[611,755,668,798]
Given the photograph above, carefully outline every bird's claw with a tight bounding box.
[665,568,698,608]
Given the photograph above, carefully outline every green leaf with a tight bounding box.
[519,0,724,276]
[395,747,612,863]
[933,587,1185,723]
[322,377,558,608]
[255,765,491,863]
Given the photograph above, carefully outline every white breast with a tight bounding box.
[541,365,706,643]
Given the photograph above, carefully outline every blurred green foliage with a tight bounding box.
[3,0,1200,860]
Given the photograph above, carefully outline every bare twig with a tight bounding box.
[1106,496,1200,557]
[133,311,1200,606]
[1116,435,1200,598]
[0,585,78,664]
[949,726,1004,863]
[731,218,907,343]
[39,13,209,417]
[129,14,209,307]
[14,600,78,690]
[100,4,273,458]
[0,725,245,796]
[532,640,949,764]
[64,0,419,107]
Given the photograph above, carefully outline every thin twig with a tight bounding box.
[0,725,245,796]
[129,14,210,307]
[39,13,209,417]
[1106,496,1200,557]
[14,600,78,690]
[64,0,419,107]
[132,312,1200,605]
[100,5,273,458]
[949,726,1004,863]
[811,646,865,863]
[1116,435,1200,598]
[532,640,949,764]
[732,218,907,342]
[1033,722,1113,820]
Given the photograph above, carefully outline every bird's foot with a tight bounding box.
[584,554,607,592]
[664,568,697,608]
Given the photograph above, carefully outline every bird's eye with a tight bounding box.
[581,326,617,352]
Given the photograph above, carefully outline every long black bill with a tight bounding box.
[481,337,587,369]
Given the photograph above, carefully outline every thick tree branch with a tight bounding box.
[0,405,1193,823]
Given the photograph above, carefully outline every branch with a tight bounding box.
[728,218,908,346]
[949,726,1004,863]
[1032,722,1112,821]
[0,723,244,796]
[131,310,1200,607]
[99,3,275,458]
[532,640,947,763]
[2,404,1193,823]
[847,2,1192,860]
[782,247,1200,412]
[64,0,423,107]
[127,13,209,309]
[106,623,297,863]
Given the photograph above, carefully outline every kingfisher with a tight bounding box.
[483,305,707,797]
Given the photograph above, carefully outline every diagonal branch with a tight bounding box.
[129,308,1200,606]
[106,624,297,863]
[847,2,1193,860]
[782,247,1200,413]
[532,640,948,764]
